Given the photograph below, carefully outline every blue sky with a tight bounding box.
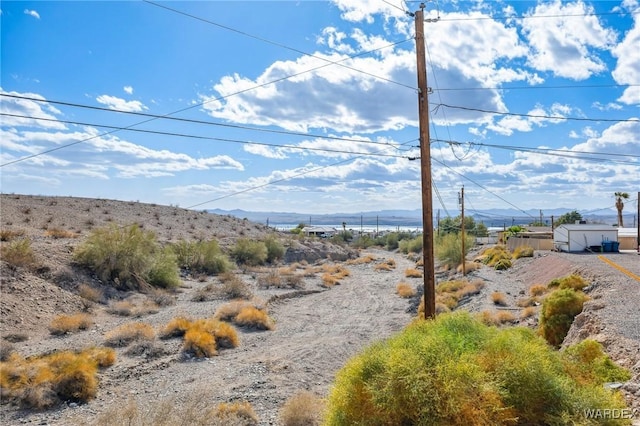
[1,0,639,216]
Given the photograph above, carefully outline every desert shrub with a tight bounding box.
[325,311,629,426]
[220,272,253,299]
[231,238,268,266]
[183,328,217,358]
[435,232,475,268]
[234,306,274,330]
[512,245,534,259]
[494,258,512,270]
[0,229,25,241]
[479,245,511,267]
[398,236,422,254]
[171,239,232,275]
[3,333,28,343]
[521,306,537,319]
[404,268,422,278]
[73,224,180,290]
[188,318,239,350]
[352,235,376,249]
[44,228,77,239]
[491,291,507,306]
[0,347,115,408]
[258,271,283,288]
[77,284,103,304]
[263,234,285,263]
[547,274,588,291]
[107,299,159,317]
[1,238,36,268]
[385,232,399,250]
[124,340,168,359]
[214,300,252,322]
[562,339,631,385]
[280,390,324,426]
[160,316,193,339]
[373,263,392,272]
[146,247,181,288]
[215,401,258,425]
[456,261,481,273]
[346,254,377,265]
[539,288,589,347]
[92,394,257,426]
[529,284,547,297]
[396,282,416,298]
[321,273,340,287]
[104,322,156,347]
[147,288,177,307]
[48,313,94,335]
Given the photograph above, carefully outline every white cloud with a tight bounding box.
[24,9,40,19]
[521,1,617,80]
[123,86,134,95]
[611,13,640,105]
[96,95,147,112]
[0,89,66,130]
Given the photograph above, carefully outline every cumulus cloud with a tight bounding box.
[611,12,640,105]
[123,86,134,95]
[96,95,147,112]
[521,1,617,79]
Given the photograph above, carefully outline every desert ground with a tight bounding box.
[1,194,639,425]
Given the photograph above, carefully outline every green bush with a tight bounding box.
[398,236,422,254]
[171,239,232,274]
[353,235,376,249]
[385,233,399,250]
[73,224,179,290]
[231,238,268,266]
[435,233,475,266]
[325,311,629,426]
[263,235,285,263]
[494,258,512,270]
[539,288,588,347]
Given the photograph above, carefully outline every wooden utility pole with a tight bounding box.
[415,5,436,319]
[460,187,466,276]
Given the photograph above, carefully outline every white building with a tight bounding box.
[553,224,618,252]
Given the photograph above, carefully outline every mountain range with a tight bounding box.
[209,208,635,228]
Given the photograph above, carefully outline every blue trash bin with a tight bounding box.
[611,241,620,252]
[602,241,612,252]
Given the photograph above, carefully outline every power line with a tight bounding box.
[0,93,398,147]
[434,103,640,123]
[144,0,416,91]
[183,138,418,211]
[435,83,640,92]
[0,113,410,160]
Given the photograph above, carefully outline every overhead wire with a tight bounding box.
[435,103,640,123]
[0,113,410,160]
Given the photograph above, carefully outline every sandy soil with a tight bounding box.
[1,194,639,425]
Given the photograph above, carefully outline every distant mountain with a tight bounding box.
[209,207,632,228]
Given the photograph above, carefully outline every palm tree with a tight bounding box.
[615,192,629,227]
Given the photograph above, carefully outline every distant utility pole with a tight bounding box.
[637,192,639,253]
[415,4,436,319]
[459,187,466,276]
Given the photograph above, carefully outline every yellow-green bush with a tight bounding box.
[325,311,628,426]
[73,224,180,290]
[1,238,36,268]
[231,238,268,266]
[539,288,589,347]
[548,274,588,291]
[170,238,232,274]
[480,245,511,268]
[435,233,475,267]
[0,347,115,408]
[512,245,534,259]
[263,234,285,263]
